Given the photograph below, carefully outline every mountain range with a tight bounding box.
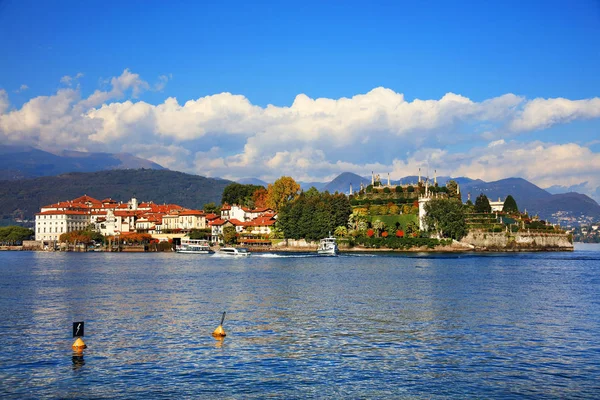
[0,146,598,226]
[239,172,600,225]
[0,145,165,180]
[0,169,230,225]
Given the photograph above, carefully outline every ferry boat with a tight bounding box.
[176,239,213,254]
[317,234,339,256]
[218,247,251,256]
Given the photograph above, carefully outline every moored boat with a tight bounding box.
[176,239,213,254]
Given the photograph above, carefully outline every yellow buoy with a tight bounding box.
[212,311,227,338]
[72,337,87,351]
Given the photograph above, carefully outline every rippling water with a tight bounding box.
[1,248,599,398]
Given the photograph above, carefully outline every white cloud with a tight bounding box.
[13,84,29,93]
[60,72,84,86]
[510,97,600,132]
[153,74,172,92]
[79,69,149,108]
[1,70,600,199]
[0,89,8,114]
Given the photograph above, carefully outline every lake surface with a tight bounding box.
[1,248,599,399]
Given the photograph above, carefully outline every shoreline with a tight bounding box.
[2,244,574,253]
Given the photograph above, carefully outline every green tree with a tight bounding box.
[405,221,419,235]
[189,228,211,240]
[305,186,320,198]
[221,183,263,206]
[334,226,347,237]
[223,226,237,245]
[203,202,220,214]
[0,226,34,244]
[424,198,468,240]
[446,180,459,199]
[266,176,301,212]
[269,225,284,239]
[372,220,386,237]
[502,195,519,213]
[474,194,491,213]
[348,210,367,230]
[277,191,351,240]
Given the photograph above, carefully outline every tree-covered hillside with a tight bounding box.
[0,169,231,226]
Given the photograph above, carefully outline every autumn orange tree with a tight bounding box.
[266,176,300,212]
[60,230,104,244]
[110,233,152,244]
[252,187,268,208]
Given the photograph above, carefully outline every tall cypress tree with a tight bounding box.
[474,193,491,213]
[502,195,519,213]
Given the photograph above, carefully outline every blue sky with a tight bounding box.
[1,0,600,198]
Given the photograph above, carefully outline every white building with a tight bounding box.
[489,198,504,212]
[35,210,90,242]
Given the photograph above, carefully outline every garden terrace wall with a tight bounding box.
[461,231,573,251]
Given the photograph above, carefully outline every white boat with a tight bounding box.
[176,239,213,254]
[317,235,339,256]
[218,247,251,256]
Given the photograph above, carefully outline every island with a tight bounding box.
[1,172,573,253]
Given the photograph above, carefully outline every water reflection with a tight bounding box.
[72,353,85,371]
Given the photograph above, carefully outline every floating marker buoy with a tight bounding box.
[72,337,87,351]
[212,311,227,338]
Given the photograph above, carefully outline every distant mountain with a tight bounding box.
[454,177,599,222]
[459,177,552,211]
[299,181,328,191]
[237,177,268,187]
[545,183,590,195]
[0,169,230,226]
[0,145,165,180]
[323,172,370,193]
[532,192,600,220]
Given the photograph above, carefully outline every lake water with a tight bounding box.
[1,247,599,399]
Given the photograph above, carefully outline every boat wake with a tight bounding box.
[253,253,317,258]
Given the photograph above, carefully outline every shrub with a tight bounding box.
[383,187,391,194]
[395,186,403,193]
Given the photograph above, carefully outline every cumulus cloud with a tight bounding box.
[1,69,600,199]
[79,69,149,108]
[510,97,600,132]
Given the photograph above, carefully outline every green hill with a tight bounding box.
[0,169,232,226]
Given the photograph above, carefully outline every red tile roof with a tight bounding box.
[179,210,205,216]
[228,218,246,226]
[36,210,88,215]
